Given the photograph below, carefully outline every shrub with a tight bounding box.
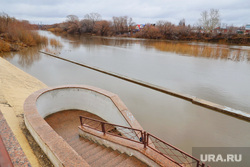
[0,13,48,52]
[0,39,11,52]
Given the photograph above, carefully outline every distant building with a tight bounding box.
[213,26,228,34]
[135,24,145,31]
[245,24,250,34]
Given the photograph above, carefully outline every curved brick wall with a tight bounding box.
[24,85,143,167]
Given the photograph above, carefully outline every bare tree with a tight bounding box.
[179,18,185,26]
[199,10,209,31]
[112,16,133,34]
[93,20,112,36]
[67,15,79,22]
[156,20,175,39]
[80,19,93,33]
[199,9,220,32]
[66,15,80,34]
[84,13,102,23]
[80,13,102,33]
[128,17,135,32]
[209,9,220,30]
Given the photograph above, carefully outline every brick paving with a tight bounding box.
[0,110,31,167]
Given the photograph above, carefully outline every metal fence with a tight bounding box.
[79,116,208,167]
[80,116,143,143]
[146,133,207,167]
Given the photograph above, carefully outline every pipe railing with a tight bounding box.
[146,133,208,167]
[79,116,209,167]
[80,116,143,143]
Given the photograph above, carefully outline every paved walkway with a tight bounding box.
[0,110,31,166]
[0,57,49,166]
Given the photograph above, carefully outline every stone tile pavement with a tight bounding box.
[0,110,31,167]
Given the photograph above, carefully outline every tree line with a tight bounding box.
[46,13,135,36]
[44,10,249,45]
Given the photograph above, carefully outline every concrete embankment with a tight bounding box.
[0,57,51,166]
[40,50,250,122]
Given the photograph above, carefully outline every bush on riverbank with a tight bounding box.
[0,13,48,53]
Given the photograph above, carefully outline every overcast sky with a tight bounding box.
[1,0,249,26]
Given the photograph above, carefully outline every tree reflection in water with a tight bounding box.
[1,31,249,69]
[147,42,250,62]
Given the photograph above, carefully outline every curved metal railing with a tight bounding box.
[79,116,209,167]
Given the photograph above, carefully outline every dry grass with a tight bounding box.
[50,38,62,47]
[0,39,11,52]
[0,13,48,52]
[48,27,64,33]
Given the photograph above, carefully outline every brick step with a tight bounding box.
[76,142,97,155]
[102,153,129,167]
[68,135,87,146]
[64,130,80,136]
[116,156,149,167]
[69,140,88,150]
[85,147,113,164]
[70,141,90,152]
[90,149,121,167]
[81,144,106,159]
[71,140,93,152]
[59,129,78,137]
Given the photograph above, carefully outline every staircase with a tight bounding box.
[45,110,148,167]
[67,134,147,167]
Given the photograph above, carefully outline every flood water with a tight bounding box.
[2,31,250,156]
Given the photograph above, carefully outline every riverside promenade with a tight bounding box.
[0,57,50,166]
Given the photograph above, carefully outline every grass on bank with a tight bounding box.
[0,13,48,53]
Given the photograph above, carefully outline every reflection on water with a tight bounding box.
[50,38,63,48]
[0,32,64,67]
[56,33,142,49]
[1,45,43,67]
[5,31,248,68]
[147,41,250,61]
[55,32,250,62]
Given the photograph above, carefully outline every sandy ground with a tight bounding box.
[0,57,53,166]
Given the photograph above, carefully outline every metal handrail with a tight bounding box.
[79,116,207,167]
[80,116,143,143]
[146,133,207,167]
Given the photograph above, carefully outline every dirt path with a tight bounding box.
[0,57,52,166]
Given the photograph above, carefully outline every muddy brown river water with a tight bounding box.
[2,31,250,161]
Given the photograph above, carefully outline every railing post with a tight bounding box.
[80,116,82,126]
[201,163,205,167]
[195,161,199,167]
[143,131,147,148]
[101,122,106,134]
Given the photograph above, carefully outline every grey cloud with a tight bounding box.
[0,0,249,25]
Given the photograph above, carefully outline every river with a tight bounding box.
[2,31,250,156]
